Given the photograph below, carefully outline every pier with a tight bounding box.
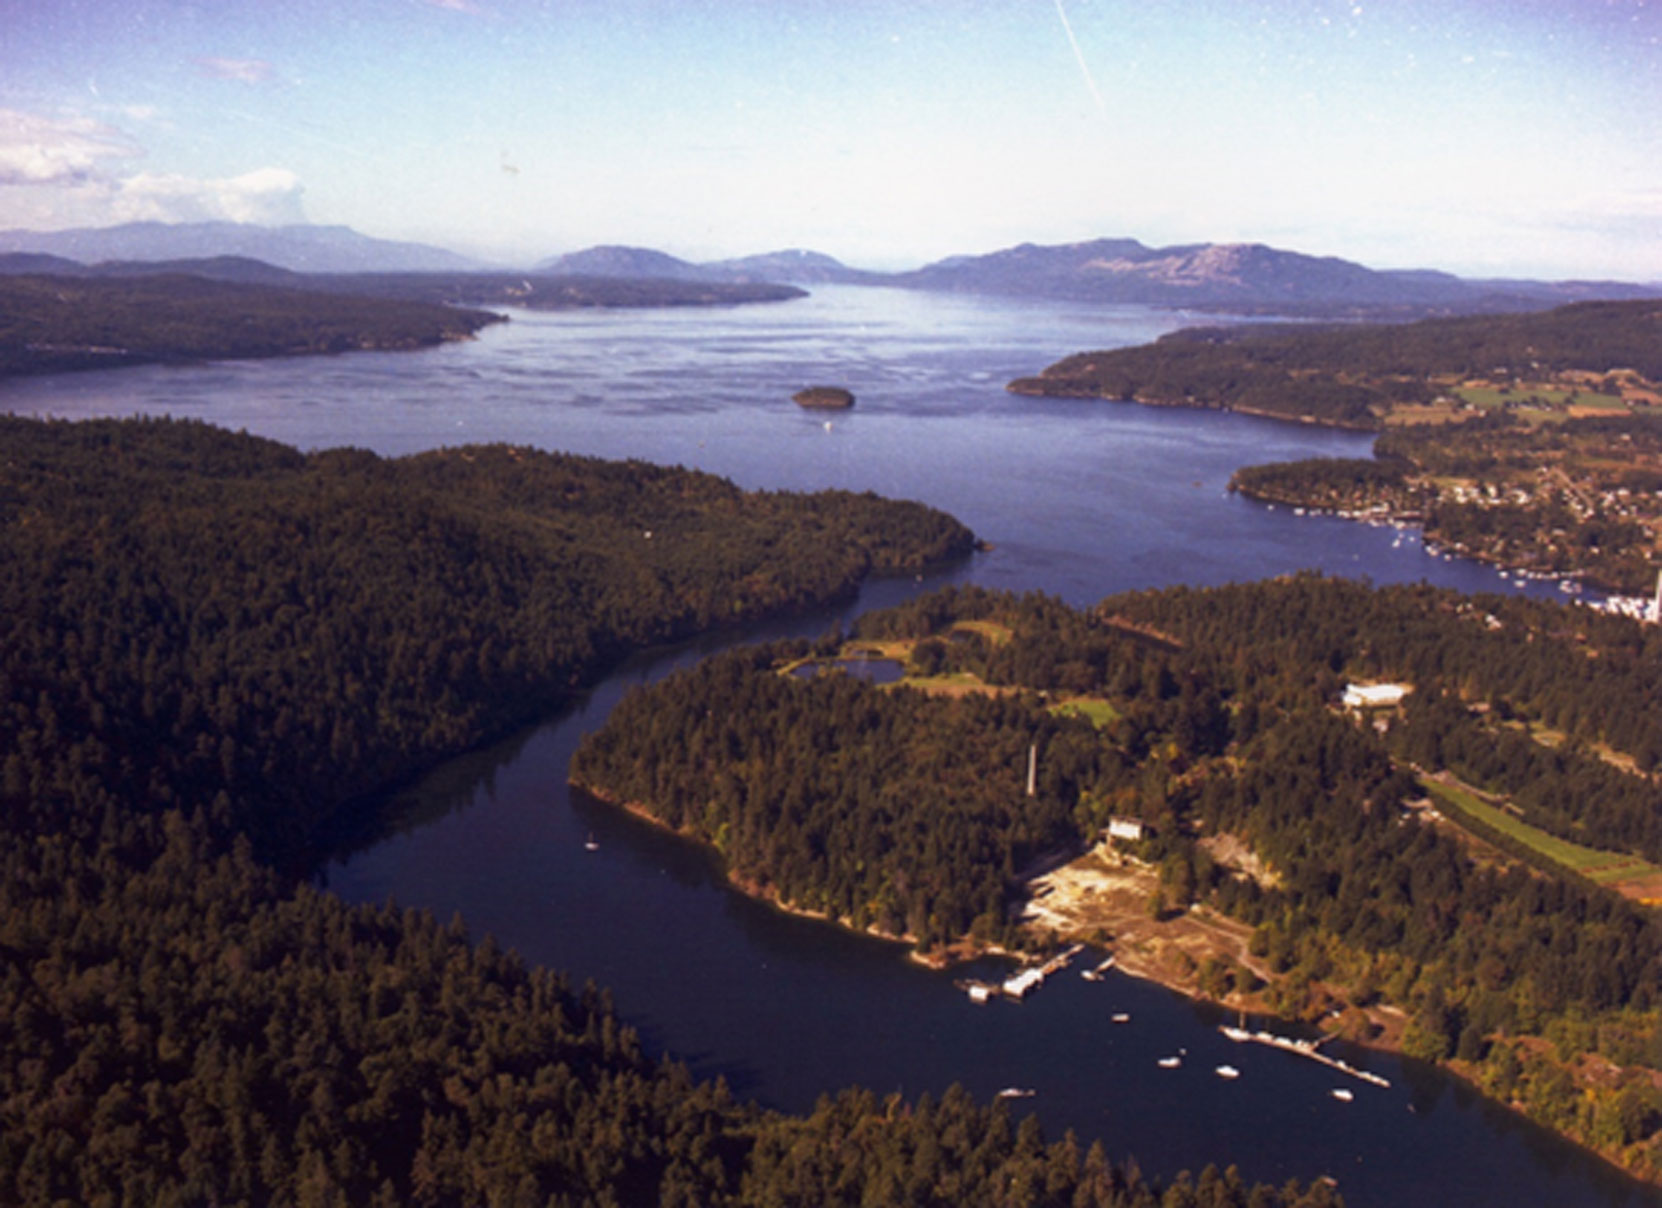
[961,943,1085,1003]
[1219,1026,1391,1088]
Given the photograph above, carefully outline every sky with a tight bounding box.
[2,0,1660,280]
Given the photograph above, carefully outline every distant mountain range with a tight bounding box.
[3,222,1656,317]
[879,237,1660,316]
[0,221,482,274]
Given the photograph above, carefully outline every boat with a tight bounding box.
[1082,954,1116,981]
[1214,1065,1240,1079]
[1331,1088,1354,1102]
[995,1087,1035,1099]
[584,834,599,852]
[1110,1012,1131,1023]
[1157,1056,1182,1069]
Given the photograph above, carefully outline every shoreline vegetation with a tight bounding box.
[1009,299,1662,594]
[571,583,1662,1189]
[0,272,504,378]
[0,269,808,381]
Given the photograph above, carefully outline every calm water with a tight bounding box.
[4,287,1649,1206]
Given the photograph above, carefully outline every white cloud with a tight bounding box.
[0,109,139,186]
[195,57,276,85]
[111,168,307,225]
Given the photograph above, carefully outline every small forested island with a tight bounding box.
[793,385,856,409]
[573,579,1662,1185]
[0,415,1346,1205]
[0,273,503,378]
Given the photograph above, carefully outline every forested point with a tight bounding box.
[1007,299,1662,429]
[0,414,974,860]
[0,273,503,378]
[574,580,1662,1183]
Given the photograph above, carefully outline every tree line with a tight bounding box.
[1008,299,1662,428]
[0,273,502,377]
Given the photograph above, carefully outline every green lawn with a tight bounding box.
[1425,780,1659,883]
[1453,385,1585,409]
[1050,697,1120,728]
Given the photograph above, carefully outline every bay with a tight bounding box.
[3,286,1649,1206]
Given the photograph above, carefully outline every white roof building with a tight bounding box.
[1342,682,1409,710]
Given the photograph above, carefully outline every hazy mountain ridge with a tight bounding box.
[890,237,1655,314]
[5,222,1656,316]
[0,221,484,274]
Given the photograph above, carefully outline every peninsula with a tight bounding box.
[0,272,501,378]
[572,581,1662,1186]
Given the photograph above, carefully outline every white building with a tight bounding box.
[1342,682,1409,710]
[1107,817,1146,842]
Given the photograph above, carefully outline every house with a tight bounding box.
[1106,817,1146,842]
[1341,682,1408,711]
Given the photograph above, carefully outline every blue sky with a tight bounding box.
[2,0,1660,278]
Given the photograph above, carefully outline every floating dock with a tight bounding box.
[1219,1025,1391,1088]
[961,944,1084,1003]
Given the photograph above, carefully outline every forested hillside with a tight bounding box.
[0,273,501,377]
[1008,299,1662,428]
[0,416,973,859]
[573,581,1662,1182]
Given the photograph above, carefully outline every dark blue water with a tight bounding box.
[4,287,1647,1206]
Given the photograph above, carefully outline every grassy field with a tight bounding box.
[1050,697,1120,728]
[1425,779,1662,888]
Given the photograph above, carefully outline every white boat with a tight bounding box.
[1082,954,1116,981]
[584,834,599,852]
[1215,1065,1240,1079]
[1331,1088,1354,1102]
[996,1087,1035,1099]
[1111,1012,1131,1023]
[1157,1056,1182,1069]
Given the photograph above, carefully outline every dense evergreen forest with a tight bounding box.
[0,273,503,377]
[0,416,1346,1204]
[0,415,973,859]
[1007,299,1662,428]
[574,581,1662,1182]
